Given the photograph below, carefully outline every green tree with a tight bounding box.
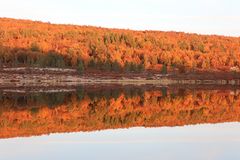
[102,59,111,71]
[39,51,65,68]
[124,62,131,73]
[77,59,84,74]
[137,63,145,73]
[161,64,168,74]
[111,60,121,72]
[88,59,96,68]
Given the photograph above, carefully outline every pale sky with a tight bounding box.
[0,0,240,36]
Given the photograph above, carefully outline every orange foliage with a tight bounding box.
[0,18,240,72]
[0,88,240,138]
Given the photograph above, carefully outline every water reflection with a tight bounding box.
[0,85,240,138]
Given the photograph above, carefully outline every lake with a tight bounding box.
[0,85,240,160]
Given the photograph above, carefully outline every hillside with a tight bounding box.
[0,18,240,74]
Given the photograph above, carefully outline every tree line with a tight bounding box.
[0,45,146,74]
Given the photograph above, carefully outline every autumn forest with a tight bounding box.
[0,18,240,74]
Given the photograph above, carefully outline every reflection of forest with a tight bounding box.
[0,86,240,139]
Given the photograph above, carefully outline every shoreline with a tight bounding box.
[0,67,240,87]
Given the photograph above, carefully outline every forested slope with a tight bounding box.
[0,18,240,73]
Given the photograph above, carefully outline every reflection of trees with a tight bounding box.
[0,87,240,138]
[0,92,69,109]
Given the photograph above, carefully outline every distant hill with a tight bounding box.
[0,18,239,74]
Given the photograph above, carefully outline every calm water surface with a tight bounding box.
[0,85,240,160]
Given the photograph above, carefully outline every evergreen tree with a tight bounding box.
[102,59,111,71]
[77,59,84,74]
[161,64,167,74]
[111,60,121,72]
[137,63,145,73]
[124,62,131,73]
